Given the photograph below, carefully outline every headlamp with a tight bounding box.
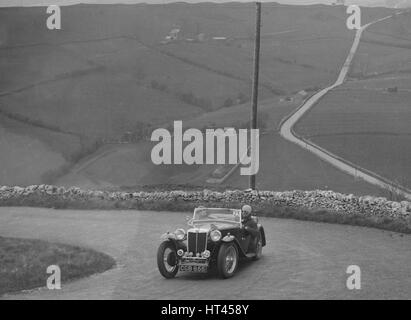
[174,228,186,240]
[210,230,222,242]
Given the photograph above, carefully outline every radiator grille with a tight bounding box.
[188,231,207,254]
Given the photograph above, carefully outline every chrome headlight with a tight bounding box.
[174,228,186,240]
[210,230,222,242]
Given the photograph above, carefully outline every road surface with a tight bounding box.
[279,13,411,200]
[0,207,410,299]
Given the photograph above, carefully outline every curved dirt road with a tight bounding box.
[279,13,411,200]
[0,207,410,300]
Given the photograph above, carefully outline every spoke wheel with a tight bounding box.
[157,241,179,279]
[217,243,239,279]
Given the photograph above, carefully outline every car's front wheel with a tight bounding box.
[217,243,239,279]
[157,241,178,279]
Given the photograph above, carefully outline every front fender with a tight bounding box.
[160,232,177,241]
[160,233,187,251]
[219,236,247,257]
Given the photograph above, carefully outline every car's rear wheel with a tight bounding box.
[217,243,239,279]
[253,232,263,261]
[157,241,178,279]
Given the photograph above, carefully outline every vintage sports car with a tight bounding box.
[157,207,266,279]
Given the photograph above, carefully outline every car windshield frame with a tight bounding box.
[191,208,242,226]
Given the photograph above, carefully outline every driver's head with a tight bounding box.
[197,206,207,217]
[241,205,252,219]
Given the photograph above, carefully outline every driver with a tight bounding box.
[197,206,208,218]
[241,205,259,252]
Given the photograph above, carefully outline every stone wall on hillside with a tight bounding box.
[0,185,410,220]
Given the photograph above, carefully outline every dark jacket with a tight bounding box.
[243,217,259,237]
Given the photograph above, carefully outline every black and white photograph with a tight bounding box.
[0,0,410,304]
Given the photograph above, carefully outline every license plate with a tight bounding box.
[179,265,208,273]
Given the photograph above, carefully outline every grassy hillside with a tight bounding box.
[226,132,383,196]
[295,13,411,190]
[294,82,411,189]
[56,92,383,197]
[0,2,398,191]
[55,95,299,189]
[0,72,202,139]
[0,114,81,186]
[350,11,411,78]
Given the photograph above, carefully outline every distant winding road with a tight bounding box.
[279,13,411,200]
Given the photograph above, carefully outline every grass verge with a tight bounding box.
[0,236,116,296]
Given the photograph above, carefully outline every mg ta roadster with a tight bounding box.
[157,207,266,279]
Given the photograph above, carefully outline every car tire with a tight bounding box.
[157,241,178,279]
[217,243,239,279]
[252,232,263,261]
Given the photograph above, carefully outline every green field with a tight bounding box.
[295,82,411,189]
[55,95,300,189]
[0,236,115,296]
[0,72,202,139]
[226,132,383,196]
[0,114,82,186]
[0,3,401,193]
[56,92,383,197]
[295,13,411,191]
[350,11,411,78]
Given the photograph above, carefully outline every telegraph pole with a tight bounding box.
[249,2,261,190]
